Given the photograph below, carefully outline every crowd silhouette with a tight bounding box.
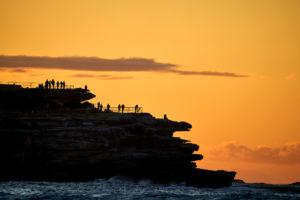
[44,79,66,89]
[96,102,140,113]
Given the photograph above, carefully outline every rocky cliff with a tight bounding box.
[0,110,235,188]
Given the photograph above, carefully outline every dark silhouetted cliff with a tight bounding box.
[0,84,235,188]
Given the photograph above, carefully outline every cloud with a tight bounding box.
[9,68,29,73]
[0,55,247,77]
[285,73,296,80]
[208,142,300,165]
[169,69,247,77]
[0,55,176,72]
[70,74,134,80]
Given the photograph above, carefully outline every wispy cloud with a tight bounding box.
[9,68,29,73]
[169,69,247,77]
[285,73,296,80]
[70,74,134,80]
[0,55,176,72]
[208,142,300,165]
[0,55,247,78]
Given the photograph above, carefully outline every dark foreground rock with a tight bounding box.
[233,179,246,184]
[290,182,300,186]
[0,110,235,187]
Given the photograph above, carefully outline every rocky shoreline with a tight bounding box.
[0,110,235,188]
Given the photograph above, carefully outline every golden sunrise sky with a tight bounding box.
[1,0,300,184]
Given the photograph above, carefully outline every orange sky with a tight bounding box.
[1,0,300,184]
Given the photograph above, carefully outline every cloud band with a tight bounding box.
[0,55,247,78]
[208,142,300,165]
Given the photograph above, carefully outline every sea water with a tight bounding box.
[0,177,299,200]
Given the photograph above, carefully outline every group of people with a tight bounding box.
[118,104,126,113]
[96,103,114,112]
[44,79,66,89]
[117,104,140,113]
[97,102,104,112]
[96,102,140,113]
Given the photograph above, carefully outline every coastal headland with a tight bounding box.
[0,83,235,188]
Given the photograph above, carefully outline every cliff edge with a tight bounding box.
[0,111,235,188]
[0,83,235,188]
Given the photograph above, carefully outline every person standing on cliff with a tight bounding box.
[51,79,55,89]
[107,104,110,111]
[135,105,138,113]
[118,104,121,112]
[45,79,49,89]
[164,114,167,120]
[56,81,59,89]
[121,104,125,113]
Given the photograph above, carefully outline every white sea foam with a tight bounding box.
[0,180,299,200]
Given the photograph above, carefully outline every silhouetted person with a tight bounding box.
[63,81,66,89]
[121,104,125,113]
[100,104,103,112]
[107,104,110,111]
[51,79,55,89]
[118,104,121,112]
[60,81,63,89]
[135,105,138,113]
[85,85,87,90]
[97,102,100,110]
[164,114,167,120]
[45,79,49,89]
[56,81,59,89]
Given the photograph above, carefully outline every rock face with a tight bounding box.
[0,110,235,188]
[0,83,235,187]
[0,84,95,110]
[233,179,246,184]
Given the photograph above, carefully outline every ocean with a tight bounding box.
[0,177,299,200]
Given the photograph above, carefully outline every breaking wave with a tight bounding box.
[0,179,299,200]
